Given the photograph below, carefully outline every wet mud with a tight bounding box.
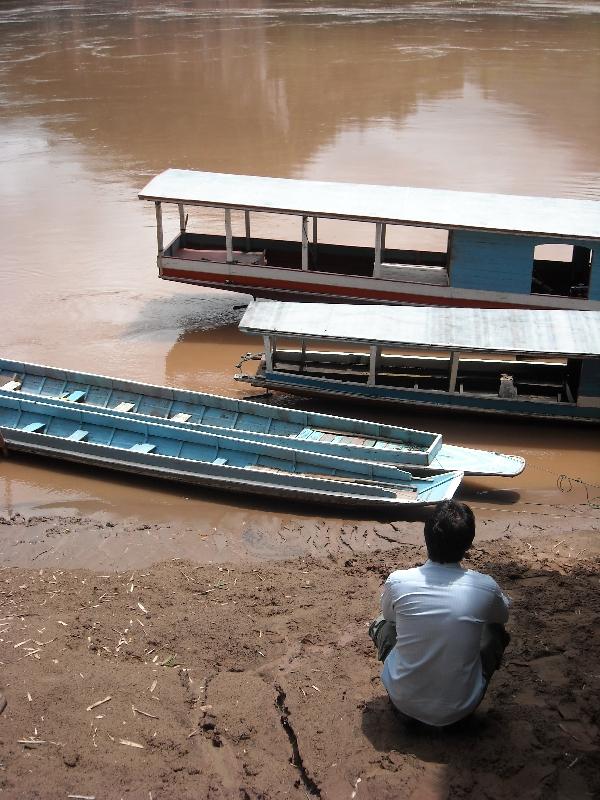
[0,5,599,796]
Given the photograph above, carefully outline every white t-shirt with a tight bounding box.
[380,560,510,727]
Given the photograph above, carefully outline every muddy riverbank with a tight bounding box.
[1,513,599,799]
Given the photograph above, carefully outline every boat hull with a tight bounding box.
[0,396,463,509]
[241,368,600,424]
[0,358,525,475]
[5,434,415,509]
[159,261,600,311]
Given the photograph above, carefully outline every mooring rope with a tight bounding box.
[525,462,600,507]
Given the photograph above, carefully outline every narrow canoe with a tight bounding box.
[0,395,463,509]
[0,358,524,476]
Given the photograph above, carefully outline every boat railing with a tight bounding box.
[154,201,449,285]
[251,335,581,405]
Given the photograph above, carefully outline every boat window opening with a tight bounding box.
[159,204,450,282]
[371,225,449,285]
[267,343,576,403]
[565,358,582,404]
[531,243,592,299]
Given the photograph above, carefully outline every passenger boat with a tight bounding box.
[0,358,524,476]
[138,170,600,310]
[235,301,600,423]
[0,395,463,509]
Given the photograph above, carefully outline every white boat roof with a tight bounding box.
[139,169,600,241]
[239,301,600,358]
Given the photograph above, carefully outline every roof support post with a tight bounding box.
[155,202,164,254]
[448,351,460,393]
[312,216,318,268]
[368,345,380,387]
[301,215,309,271]
[374,222,383,278]
[263,336,274,372]
[178,203,186,234]
[244,210,251,252]
[225,209,233,263]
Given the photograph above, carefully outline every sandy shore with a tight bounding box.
[1,506,599,799]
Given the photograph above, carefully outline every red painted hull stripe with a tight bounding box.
[160,267,553,310]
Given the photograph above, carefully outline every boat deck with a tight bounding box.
[167,236,449,285]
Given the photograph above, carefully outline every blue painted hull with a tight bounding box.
[0,358,524,475]
[252,369,600,424]
[0,394,463,509]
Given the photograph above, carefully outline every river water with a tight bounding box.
[1,1,599,534]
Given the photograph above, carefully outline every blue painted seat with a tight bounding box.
[114,402,135,412]
[67,429,89,442]
[212,456,228,465]
[130,443,156,453]
[170,412,191,422]
[62,390,87,403]
[22,422,45,433]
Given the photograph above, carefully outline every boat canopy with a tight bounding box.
[239,301,600,358]
[139,169,600,241]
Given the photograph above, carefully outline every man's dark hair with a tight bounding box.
[424,500,475,563]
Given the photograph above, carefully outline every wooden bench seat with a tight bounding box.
[130,443,156,454]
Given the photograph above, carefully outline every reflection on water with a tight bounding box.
[0,1,599,525]
[1,1,599,192]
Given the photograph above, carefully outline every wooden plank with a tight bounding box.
[245,210,251,251]
[113,401,135,412]
[448,351,460,393]
[170,412,191,422]
[67,430,89,442]
[1,380,21,391]
[22,422,45,433]
[301,216,309,271]
[225,209,233,263]
[64,390,86,403]
[368,346,380,386]
[374,223,383,278]
[155,202,163,253]
[264,336,274,372]
[130,443,155,454]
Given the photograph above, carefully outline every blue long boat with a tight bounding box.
[0,395,462,509]
[236,302,600,423]
[0,358,524,476]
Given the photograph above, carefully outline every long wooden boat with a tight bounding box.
[0,358,524,476]
[235,301,600,423]
[0,395,462,509]
[138,170,600,310]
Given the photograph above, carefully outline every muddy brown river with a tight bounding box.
[1,1,599,539]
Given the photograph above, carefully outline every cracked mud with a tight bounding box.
[1,513,599,798]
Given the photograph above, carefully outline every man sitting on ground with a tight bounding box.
[369,500,510,727]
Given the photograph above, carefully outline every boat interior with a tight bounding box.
[164,230,450,286]
[531,244,593,299]
[0,364,428,453]
[267,348,583,405]
[0,396,398,480]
